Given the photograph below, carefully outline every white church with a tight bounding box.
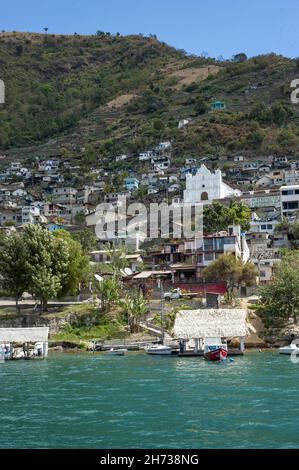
[183,164,241,204]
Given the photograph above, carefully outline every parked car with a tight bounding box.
[163,288,182,301]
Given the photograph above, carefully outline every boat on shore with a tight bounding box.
[279,342,299,355]
[105,348,127,356]
[145,344,172,355]
[204,338,228,361]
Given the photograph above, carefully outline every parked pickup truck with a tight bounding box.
[163,288,181,301]
[163,288,200,301]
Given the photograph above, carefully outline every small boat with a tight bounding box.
[105,348,126,356]
[204,338,228,362]
[279,342,299,355]
[12,348,25,360]
[145,344,172,355]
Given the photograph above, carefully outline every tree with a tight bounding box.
[257,251,299,325]
[153,119,164,133]
[233,53,248,62]
[22,225,69,312]
[225,200,251,231]
[16,44,23,56]
[105,243,128,276]
[0,234,30,313]
[194,97,208,115]
[203,201,251,233]
[246,130,264,148]
[53,230,91,295]
[97,277,120,311]
[85,144,97,164]
[203,254,258,300]
[72,228,97,253]
[119,291,148,333]
[271,103,288,126]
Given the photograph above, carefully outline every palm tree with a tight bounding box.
[105,243,128,276]
[119,291,148,333]
[96,277,119,311]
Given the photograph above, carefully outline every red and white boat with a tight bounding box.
[204,338,228,361]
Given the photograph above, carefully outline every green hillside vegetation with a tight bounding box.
[1,32,299,161]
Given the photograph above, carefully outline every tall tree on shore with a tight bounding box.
[96,277,120,311]
[0,234,30,313]
[119,291,148,333]
[257,250,299,326]
[22,225,69,312]
[53,230,91,295]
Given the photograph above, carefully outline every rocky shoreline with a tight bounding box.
[0,304,297,352]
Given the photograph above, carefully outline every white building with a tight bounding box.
[250,217,279,235]
[139,151,156,161]
[178,118,191,129]
[280,184,299,217]
[21,206,41,225]
[183,164,241,203]
[115,154,127,162]
[156,141,171,151]
[51,187,77,204]
[10,161,21,172]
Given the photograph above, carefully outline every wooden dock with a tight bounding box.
[177,349,244,357]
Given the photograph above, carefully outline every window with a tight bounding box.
[197,254,203,264]
[223,237,235,245]
[267,225,273,230]
[261,225,267,230]
[283,201,299,210]
[282,190,294,195]
[204,252,214,261]
[214,238,225,250]
[204,238,214,250]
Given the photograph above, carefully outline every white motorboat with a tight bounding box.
[145,344,172,355]
[279,342,299,355]
[105,348,127,356]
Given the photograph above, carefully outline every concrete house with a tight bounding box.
[51,187,77,204]
[123,177,139,191]
[211,101,226,110]
[280,184,299,217]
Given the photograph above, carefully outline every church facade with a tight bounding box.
[183,165,241,203]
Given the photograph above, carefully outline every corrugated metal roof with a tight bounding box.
[133,270,173,279]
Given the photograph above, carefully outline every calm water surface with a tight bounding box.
[1,351,299,449]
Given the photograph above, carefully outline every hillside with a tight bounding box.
[1,32,299,163]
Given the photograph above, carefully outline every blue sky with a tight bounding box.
[1,0,298,58]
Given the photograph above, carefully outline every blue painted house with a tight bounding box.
[123,177,139,191]
[211,100,226,110]
[47,223,65,232]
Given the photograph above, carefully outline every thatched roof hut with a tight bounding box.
[173,308,247,340]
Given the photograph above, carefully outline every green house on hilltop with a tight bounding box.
[211,100,226,110]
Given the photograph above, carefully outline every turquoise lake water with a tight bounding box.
[1,351,299,449]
